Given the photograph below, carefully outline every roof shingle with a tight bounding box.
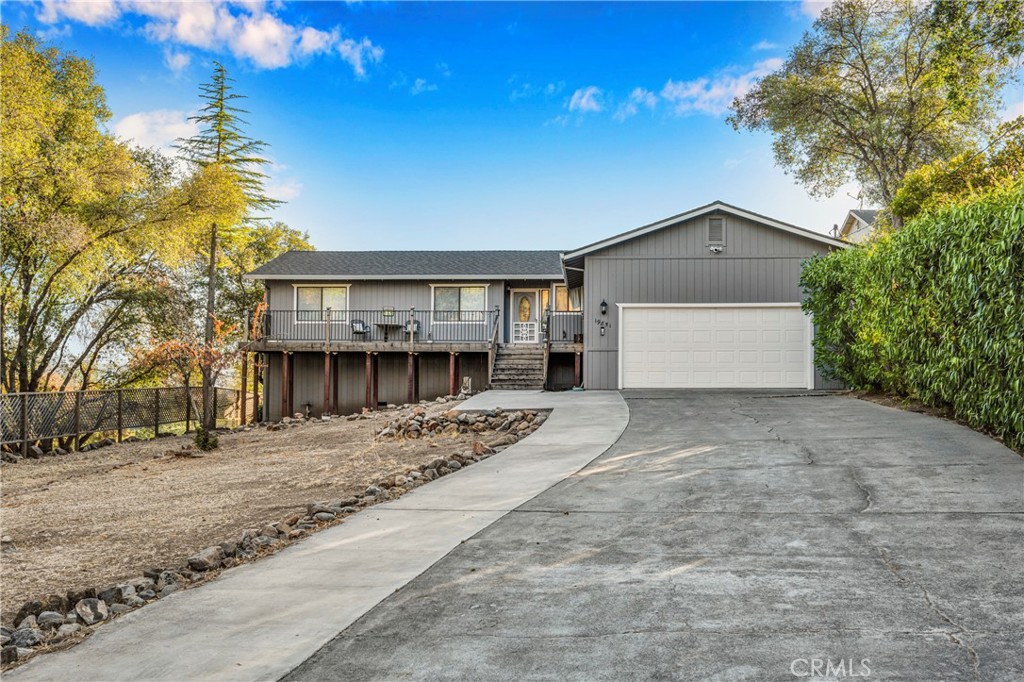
[247,250,564,280]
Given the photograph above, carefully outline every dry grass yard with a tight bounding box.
[0,401,491,625]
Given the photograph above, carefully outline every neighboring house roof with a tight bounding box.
[561,200,848,287]
[246,250,565,281]
[839,209,880,241]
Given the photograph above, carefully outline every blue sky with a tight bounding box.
[10,1,1015,250]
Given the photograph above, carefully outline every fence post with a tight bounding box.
[73,391,81,451]
[153,388,160,437]
[117,389,124,443]
[20,395,28,458]
[408,307,415,344]
[185,387,192,432]
[241,352,248,425]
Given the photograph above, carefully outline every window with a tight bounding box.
[707,216,725,245]
[554,285,581,312]
[295,286,348,321]
[433,286,486,322]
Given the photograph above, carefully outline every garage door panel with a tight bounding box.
[621,306,808,389]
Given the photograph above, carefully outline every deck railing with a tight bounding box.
[546,311,584,344]
[258,308,500,344]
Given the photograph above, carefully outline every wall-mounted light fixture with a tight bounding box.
[600,300,608,315]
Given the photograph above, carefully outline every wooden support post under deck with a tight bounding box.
[323,352,331,416]
[574,352,582,388]
[449,352,459,396]
[372,354,379,408]
[240,352,248,425]
[407,352,419,404]
[281,351,290,420]
[332,354,339,416]
[252,355,260,424]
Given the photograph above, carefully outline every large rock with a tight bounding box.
[188,546,224,572]
[10,628,43,648]
[97,584,135,605]
[13,601,42,626]
[36,612,64,630]
[55,623,81,640]
[156,571,182,591]
[74,598,108,626]
[66,587,96,605]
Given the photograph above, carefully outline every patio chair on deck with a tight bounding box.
[351,319,371,338]
[405,319,420,338]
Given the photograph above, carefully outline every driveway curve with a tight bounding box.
[286,390,1023,682]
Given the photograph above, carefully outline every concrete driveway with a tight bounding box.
[286,390,1024,681]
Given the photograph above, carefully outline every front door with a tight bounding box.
[511,290,539,343]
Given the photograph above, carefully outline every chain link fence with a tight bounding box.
[1,386,241,454]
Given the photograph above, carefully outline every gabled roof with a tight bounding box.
[850,209,879,225]
[563,200,846,261]
[839,209,880,239]
[560,200,847,288]
[245,250,564,281]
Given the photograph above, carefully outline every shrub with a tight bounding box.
[194,426,219,451]
[801,181,1024,451]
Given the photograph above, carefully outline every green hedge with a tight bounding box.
[801,182,1024,451]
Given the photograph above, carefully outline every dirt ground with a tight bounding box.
[0,401,486,625]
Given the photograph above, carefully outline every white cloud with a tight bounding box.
[661,58,782,116]
[614,87,658,121]
[410,78,437,95]
[232,12,296,68]
[297,26,339,57]
[37,0,119,26]
[752,40,779,51]
[35,1,383,75]
[800,1,834,19]
[112,109,197,153]
[338,37,384,78]
[266,178,302,201]
[436,61,451,78]
[568,86,604,113]
[163,48,191,75]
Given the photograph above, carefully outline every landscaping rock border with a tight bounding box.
[0,401,548,670]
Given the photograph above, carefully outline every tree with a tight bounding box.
[218,221,313,333]
[0,27,181,392]
[176,63,280,429]
[891,116,1024,220]
[728,0,1024,216]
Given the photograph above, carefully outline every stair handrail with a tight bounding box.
[487,305,500,386]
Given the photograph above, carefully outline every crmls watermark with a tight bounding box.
[790,658,871,678]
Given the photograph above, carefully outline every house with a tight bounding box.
[244,250,582,420]
[836,209,879,243]
[243,201,846,420]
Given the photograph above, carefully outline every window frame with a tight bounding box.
[553,284,581,312]
[430,283,490,323]
[292,284,351,323]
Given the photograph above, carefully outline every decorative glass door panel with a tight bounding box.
[512,291,538,343]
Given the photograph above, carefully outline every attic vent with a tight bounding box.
[707,217,725,245]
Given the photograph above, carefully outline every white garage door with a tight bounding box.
[620,305,811,389]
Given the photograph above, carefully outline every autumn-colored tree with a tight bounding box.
[0,27,181,392]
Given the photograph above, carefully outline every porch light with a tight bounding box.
[600,300,608,315]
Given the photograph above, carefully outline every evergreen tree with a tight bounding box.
[177,63,281,429]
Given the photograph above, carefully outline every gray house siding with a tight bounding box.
[266,279,507,342]
[581,213,837,390]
